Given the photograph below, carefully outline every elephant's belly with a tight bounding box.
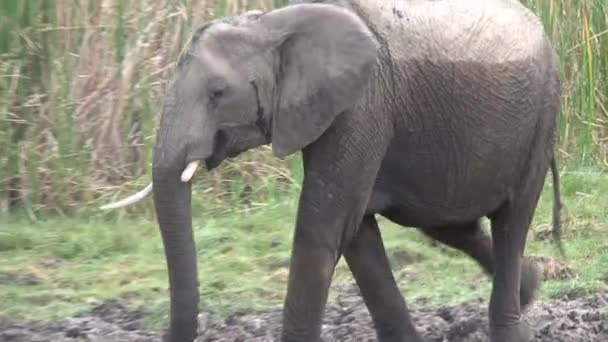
[366,182,505,228]
[366,150,513,227]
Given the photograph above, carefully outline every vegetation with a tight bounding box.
[526,0,608,164]
[0,0,607,330]
[0,0,291,217]
[0,0,607,216]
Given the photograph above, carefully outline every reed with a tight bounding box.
[0,0,605,215]
[522,0,608,164]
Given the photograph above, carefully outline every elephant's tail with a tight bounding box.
[550,156,565,257]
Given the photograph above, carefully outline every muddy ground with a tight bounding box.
[1,285,606,342]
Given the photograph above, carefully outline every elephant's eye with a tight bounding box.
[207,78,228,104]
[210,89,224,100]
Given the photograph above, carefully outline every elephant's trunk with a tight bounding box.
[153,161,199,342]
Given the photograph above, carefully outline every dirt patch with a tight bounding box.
[0,271,43,286]
[1,287,606,341]
[0,301,156,342]
[528,256,577,281]
[199,286,608,342]
[387,250,426,268]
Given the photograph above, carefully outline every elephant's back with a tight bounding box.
[348,0,550,65]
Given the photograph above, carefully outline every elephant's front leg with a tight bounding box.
[344,215,423,342]
[278,107,390,341]
[280,223,340,341]
[280,175,367,342]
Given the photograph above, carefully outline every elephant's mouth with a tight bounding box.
[202,124,268,171]
[181,130,232,181]
[184,124,268,181]
[203,130,234,171]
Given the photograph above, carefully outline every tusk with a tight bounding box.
[181,161,200,183]
[99,183,153,210]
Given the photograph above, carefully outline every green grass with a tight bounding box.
[1,168,607,328]
[522,0,608,164]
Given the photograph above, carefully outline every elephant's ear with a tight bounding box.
[260,3,379,158]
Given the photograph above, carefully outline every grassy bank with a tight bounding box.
[1,169,607,328]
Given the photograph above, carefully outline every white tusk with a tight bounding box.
[181,161,200,182]
[99,183,153,210]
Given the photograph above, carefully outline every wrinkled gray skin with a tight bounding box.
[150,1,562,341]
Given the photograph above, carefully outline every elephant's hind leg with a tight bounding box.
[487,166,550,342]
[420,221,541,309]
[343,215,424,342]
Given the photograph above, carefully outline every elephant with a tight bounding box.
[100,0,563,341]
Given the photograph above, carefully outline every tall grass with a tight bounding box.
[0,0,606,216]
[0,0,290,216]
[522,0,608,164]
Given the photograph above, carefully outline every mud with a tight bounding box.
[1,287,606,342]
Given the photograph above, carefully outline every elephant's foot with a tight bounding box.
[490,321,533,342]
[520,257,542,309]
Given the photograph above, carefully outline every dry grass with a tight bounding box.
[0,0,290,215]
[0,0,606,215]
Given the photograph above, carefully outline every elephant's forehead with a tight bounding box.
[205,22,233,35]
[194,23,262,57]
[196,24,241,49]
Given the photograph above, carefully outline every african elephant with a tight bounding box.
[101,0,563,341]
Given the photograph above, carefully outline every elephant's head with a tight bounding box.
[102,3,378,341]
